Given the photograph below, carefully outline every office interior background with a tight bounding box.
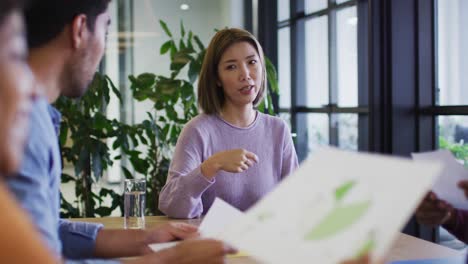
[60,0,468,249]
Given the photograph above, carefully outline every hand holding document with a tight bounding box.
[216,148,442,264]
[151,148,443,264]
[148,198,244,252]
[412,150,468,210]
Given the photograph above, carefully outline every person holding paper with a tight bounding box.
[416,187,468,243]
[159,28,299,219]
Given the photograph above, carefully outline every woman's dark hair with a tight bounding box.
[25,0,111,49]
[0,0,25,25]
[198,28,267,114]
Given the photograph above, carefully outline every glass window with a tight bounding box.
[305,114,330,154]
[437,0,468,105]
[336,114,358,150]
[278,0,290,21]
[305,0,327,14]
[305,16,329,107]
[278,27,291,108]
[437,115,468,167]
[279,112,292,130]
[276,0,363,160]
[337,6,358,107]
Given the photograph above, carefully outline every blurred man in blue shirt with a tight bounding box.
[6,0,234,263]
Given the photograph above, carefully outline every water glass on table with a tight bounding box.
[124,179,146,229]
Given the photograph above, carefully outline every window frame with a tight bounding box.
[275,0,367,161]
[258,0,468,241]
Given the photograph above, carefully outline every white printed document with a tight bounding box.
[148,198,243,252]
[217,148,442,264]
[412,149,468,210]
[151,148,442,264]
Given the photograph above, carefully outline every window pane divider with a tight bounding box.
[419,106,468,115]
[293,106,369,114]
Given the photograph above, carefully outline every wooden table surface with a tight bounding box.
[72,216,463,263]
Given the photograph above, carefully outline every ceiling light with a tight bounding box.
[180,4,190,11]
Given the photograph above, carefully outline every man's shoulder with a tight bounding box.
[29,98,58,136]
[20,97,60,166]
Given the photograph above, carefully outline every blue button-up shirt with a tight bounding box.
[6,97,118,263]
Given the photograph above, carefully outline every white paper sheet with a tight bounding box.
[216,148,442,264]
[412,149,468,210]
[198,197,244,238]
[149,198,243,252]
[148,241,178,252]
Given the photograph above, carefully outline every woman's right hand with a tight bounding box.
[201,149,259,179]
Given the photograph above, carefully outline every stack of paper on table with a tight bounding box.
[151,148,443,264]
[412,149,468,210]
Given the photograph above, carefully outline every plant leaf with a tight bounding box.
[265,57,279,93]
[159,20,172,37]
[179,39,186,50]
[180,20,186,37]
[193,35,205,51]
[166,105,178,120]
[188,59,200,83]
[105,75,122,103]
[160,40,173,55]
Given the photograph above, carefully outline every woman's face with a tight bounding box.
[217,41,263,108]
[0,10,35,175]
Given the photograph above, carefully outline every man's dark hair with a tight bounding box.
[0,0,25,25]
[25,0,111,49]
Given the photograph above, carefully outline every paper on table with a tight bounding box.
[148,241,177,252]
[412,150,468,210]
[217,147,443,264]
[149,198,244,252]
[198,197,244,238]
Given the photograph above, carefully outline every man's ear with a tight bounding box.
[70,14,88,49]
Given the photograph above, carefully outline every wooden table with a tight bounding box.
[74,216,463,263]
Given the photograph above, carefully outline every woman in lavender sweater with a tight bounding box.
[159,28,299,219]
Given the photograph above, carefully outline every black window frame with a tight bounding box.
[254,0,468,242]
[272,0,369,161]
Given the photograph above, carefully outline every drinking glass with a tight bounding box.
[124,179,146,229]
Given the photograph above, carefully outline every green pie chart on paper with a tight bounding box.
[305,180,371,241]
[304,200,371,241]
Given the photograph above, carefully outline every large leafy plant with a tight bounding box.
[57,21,280,217]
[123,21,204,215]
[56,74,124,217]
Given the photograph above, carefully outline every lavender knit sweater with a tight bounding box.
[158,112,299,218]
